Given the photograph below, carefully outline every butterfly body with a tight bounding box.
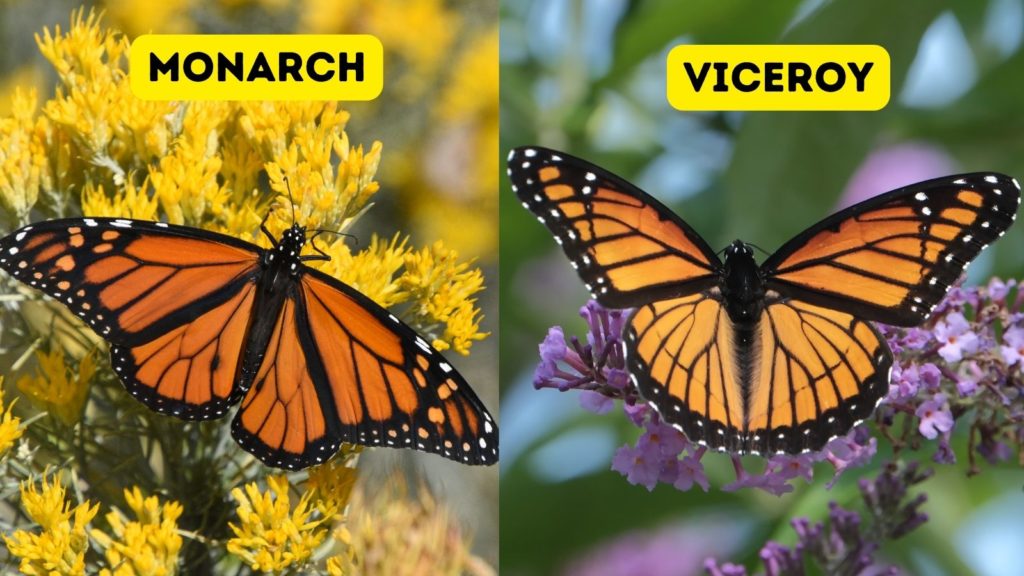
[721,240,765,327]
[0,217,498,469]
[508,146,1019,455]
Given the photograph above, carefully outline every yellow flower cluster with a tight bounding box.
[316,234,488,353]
[0,88,51,223]
[92,488,184,576]
[0,376,24,456]
[334,476,488,576]
[227,475,330,572]
[4,471,100,576]
[306,450,360,518]
[17,347,96,426]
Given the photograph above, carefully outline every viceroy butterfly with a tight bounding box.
[0,216,498,469]
[508,146,1019,455]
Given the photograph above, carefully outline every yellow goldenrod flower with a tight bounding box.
[92,487,184,576]
[324,526,358,575]
[0,376,24,456]
[343,476,490,576]
[0,87,51,222]
[318,233,412,308]
[37,9,130,156]
[227,475,329,572]
[316,234,488,353]
[4,470,100,576]
[306,451,360,518]
[81,180,161,220]
[401,241,488,354]
[17,347,96,426]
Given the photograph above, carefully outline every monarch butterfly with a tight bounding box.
[0,217,498,469]
[508,146,1020,455]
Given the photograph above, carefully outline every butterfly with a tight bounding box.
[0,216,498,469]
[508,146,1020,455]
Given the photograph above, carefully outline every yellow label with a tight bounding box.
[666,45,890,111]
[130,35,384,101]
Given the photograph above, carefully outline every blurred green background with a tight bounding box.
[499,0,1024,574]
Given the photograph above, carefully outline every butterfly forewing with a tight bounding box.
[763,173,1021,325]
[508,146,721,307]
[1,218,262,420]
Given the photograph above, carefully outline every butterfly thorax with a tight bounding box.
[721,240,764,334]
[261,224,308,282]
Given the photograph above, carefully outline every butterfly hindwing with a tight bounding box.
[763,173,1021,326]
[231,294,341,469]
[745,299,890,454]
[508,147,721,307]
[626,293,891,454]
[625,293,745,451]
[110,280,257,420]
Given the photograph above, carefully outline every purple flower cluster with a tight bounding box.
[878,278,1024,472]
[533,279,1023,494]
[705,462,931,576]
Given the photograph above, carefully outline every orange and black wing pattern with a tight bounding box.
[507,147,721,307]
[763,173,1021,326]
[301,269,497,465]
[230,268,497,469]
[0,218,261,419]
[1,218,497,469]
[625,293,745,450]
[626,293,891,454]
[231,294,340,469]
[743,299,890,454]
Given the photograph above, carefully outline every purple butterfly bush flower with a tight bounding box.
[916,393,954,440]
[933,312,979,363]
[706,462,932,576]
[533,276,1024,495]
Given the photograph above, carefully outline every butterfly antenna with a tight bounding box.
[302,229,359,262]
[258,211,277,247]
[282,176,297,225]
[747,242,771,257]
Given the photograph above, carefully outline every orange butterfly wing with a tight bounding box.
[764,173,1021,325]
[301,270,497,465]
[508,147,720,307]
[231,268,498,468]
[627,294,891,454]
[0,218,261,418]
